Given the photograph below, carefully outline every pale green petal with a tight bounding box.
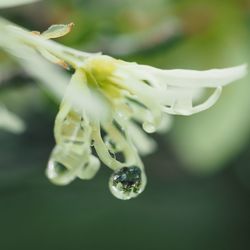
[162,87,222,116]
[92,122,125,170]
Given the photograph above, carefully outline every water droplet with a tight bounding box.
[109,166,146,200]
[77,155,100,180]
[142,122,156,133]
[46,157,76,185]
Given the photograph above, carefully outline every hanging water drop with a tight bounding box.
[109,166,146,200]
[47,108,99,184]
[142,121,156,133]
[46,144,86,185]
[46,156,76,185]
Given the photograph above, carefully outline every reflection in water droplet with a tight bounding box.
[109,166,146,200]
[46,157,76,185]
[77,155,100,180]
[142,122,156,133]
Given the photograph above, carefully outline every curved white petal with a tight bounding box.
[131,64,247,88]
[120,62,247,116]
[162,87,222,115]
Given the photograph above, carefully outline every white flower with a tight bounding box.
[46,55,247,200]
[0,21,247,199]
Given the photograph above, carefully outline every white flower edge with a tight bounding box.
[129,64,247,88]
[117,62,247,116]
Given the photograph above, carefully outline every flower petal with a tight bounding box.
[162,87,222,115]
[133,64,247,88]
[121,63,247,116]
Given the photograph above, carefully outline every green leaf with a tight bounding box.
[168,1,250,174]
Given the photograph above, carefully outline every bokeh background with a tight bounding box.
[0,0,250,249]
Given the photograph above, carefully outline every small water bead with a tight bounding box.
[46,157,76,185]
[109,166,146,200]
[142,121,156,133]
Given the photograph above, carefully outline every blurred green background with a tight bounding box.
[0,0,250,249]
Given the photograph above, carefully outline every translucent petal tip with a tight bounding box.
[220,64,248,86]
[143,63,248,88]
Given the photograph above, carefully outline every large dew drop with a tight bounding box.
[109,166,146,200]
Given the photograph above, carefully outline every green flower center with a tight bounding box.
[83,56,123,99]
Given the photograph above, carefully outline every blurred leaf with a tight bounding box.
[90,19,183,57]
[168,1,250,174]
[0,105,25,133]
[0,0,40,8]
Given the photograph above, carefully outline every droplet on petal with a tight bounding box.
[109,166,146,200]
[142,121,156,133]
[46,157,76,185]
